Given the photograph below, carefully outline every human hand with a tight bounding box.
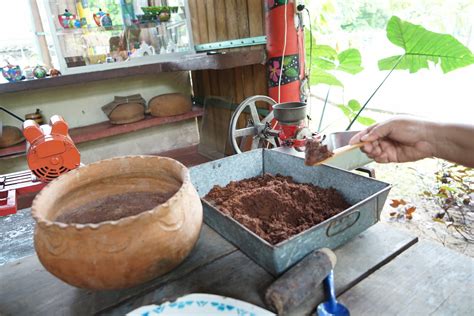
[349,117,436,163]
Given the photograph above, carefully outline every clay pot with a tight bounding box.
[107,102,146,124]
[31,156,203,290]
[0,125,24,148]
[148,93,192,117]
[25,109,44,125]
[101,94,146,125]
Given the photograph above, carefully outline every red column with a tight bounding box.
[266,0,304,104]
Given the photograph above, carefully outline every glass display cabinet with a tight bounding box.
[40,0,194,74]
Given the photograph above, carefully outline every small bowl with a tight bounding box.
[272,102,307,124]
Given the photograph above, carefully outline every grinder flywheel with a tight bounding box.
[229,95,278,154]
[229,95,316,154]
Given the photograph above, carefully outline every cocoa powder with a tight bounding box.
[56,191,176,224]
[205,174,350,244]
[305,138,333,165]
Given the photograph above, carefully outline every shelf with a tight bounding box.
[54,20,185,35]
[0,108,203,159]
[0,49,265,95]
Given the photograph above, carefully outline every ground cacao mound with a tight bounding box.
[205,174,350,244]
[56,191,176,224]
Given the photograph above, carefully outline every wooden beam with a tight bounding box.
[0,50,266,95]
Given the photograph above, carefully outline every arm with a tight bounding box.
[349,116,474,167]
[433,122,474,167]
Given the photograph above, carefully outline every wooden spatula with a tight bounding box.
[308,142,366,166]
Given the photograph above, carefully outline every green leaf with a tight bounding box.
[357,116,376,126]
[311,70,343,87]
[337,48,364,74]
[379,16,474,73]
[284,67,299,77]
[315,57,336,70]
[338,105,352,118]
[347,99,361,111]
[314,45,338,60]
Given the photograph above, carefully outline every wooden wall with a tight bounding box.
[188,0,268,156]
[188,0,265,47]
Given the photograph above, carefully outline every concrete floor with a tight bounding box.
[0,208,35,265]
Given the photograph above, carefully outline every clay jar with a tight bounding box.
[0,125,24,148]
[148,93,192,117]
[31,156,203,290]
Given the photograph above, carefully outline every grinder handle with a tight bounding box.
[265,248,336,315]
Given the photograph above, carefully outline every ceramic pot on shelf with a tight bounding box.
[25,109,44,125]
[148,93,192,117]
[33,65,47,79]
[0,125,24,148]
[58,9,76,29]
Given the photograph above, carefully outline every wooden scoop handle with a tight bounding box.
[309,142,367,166]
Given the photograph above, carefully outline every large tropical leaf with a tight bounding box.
[379,16,474,73]
[338,99,376,126]
[311,70,343,87]
[307,41,363,87]
[337,49,364,74]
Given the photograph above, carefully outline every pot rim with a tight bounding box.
[31,155,190,231]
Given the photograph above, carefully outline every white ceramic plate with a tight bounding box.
[127,293,276,316]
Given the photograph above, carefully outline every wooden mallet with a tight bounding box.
[265,248,337,315]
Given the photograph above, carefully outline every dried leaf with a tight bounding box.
[390,199,407,207]
[389,212,397,217]
[405,206,416,215]
[406,214,413,220]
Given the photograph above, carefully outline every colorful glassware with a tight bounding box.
[58,9,77,29]
[2,64,23,82]
[33,65,48,79]
[93,8,112,27]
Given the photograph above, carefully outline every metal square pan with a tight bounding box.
[190,149,391,275]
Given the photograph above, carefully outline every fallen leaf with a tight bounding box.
[405,206,416,215]
[389,212,397,217]
[406,214,413,220]
[390,199,407,207]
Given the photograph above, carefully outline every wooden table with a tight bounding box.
[1,215,472,316]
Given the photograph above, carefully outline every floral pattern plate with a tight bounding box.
[127,293,276,316]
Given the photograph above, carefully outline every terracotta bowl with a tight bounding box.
[31,156,203,290]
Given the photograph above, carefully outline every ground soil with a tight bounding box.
[56,191,176,224]
[204,173,350,244]
[364,158,474,257]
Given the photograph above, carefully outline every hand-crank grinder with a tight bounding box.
[0,115,80,216]
[229,95,321,153]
